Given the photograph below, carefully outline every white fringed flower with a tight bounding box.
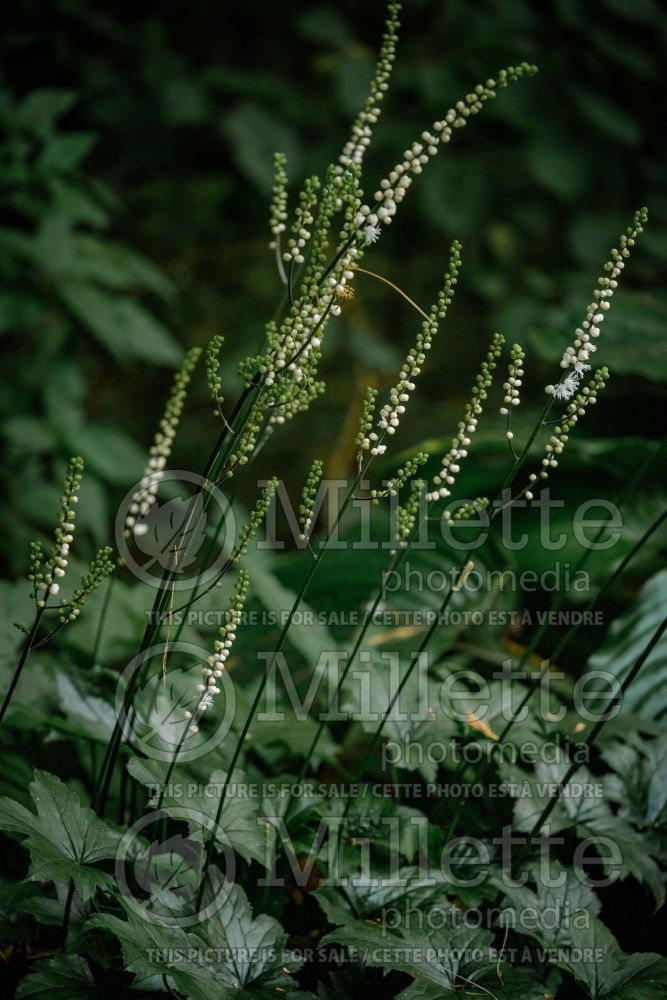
[550,374,580,400]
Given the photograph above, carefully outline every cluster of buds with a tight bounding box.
[269,152,289,244]
[283,176,319,265]
[371,452,429,505]
[534,369,610,493]
[500,343,525,439]
[299,459,323,542]
[394,479,425,549]
[338,3,401,173]
[44,456,83,596]
[58,547,115,624]
[352,64,537,244]
[206,335,225,414]
[28,457,114,623]
[125,347,201,536]
[355,387,379,455]
[428,333,504,504]
[553,208,647,382]
[40,456,84,600]
[228,479,278,565]
[247,167,349,408]
[187,570,249,734]
[450,497,490,521]
[362,241,461,458]
[257,61,537,435]
[256,47,538,445]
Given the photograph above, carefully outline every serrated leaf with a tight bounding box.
[495,862,600,948]
[16,955,117,998]
[321,921,496,989]
[500,754,665,909]
[315,867,451,929]
[89,884,302,999]
[0,770,121,901]
[585,569,667,717]
[127,758,265,865]
[558,915,667,999]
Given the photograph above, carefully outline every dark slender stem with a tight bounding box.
[296,373,560,779]
[91,397,249,817]
[515,615,667,872]
[342,575,459,817]
[62,879,75,938]
[156,719,191,811]
[91,573,115,667]
[499,504,667,744]
[442,501,667,840]
[0,605,45,725]
[334,387,588,806]
[195,458,373,908]
[295,545,409,784]
[438,438,664,831]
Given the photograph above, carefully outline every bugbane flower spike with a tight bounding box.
[30,457,84,605]
[206,335,225,415]
[533,369,610,494]
[58,547,115,624]
[188,570,249,734]
[452,497,490,521]
[353,63,538,241]
[548,207,647,387]
[368,240,462,457]
[269,152,289,244]
[299,459,323,542]
[395,478,426,549]
[337,2,401,173]
[28,458,115,623]
[228,479,278,565]
[283,176,320,266]
[356,386,379,455]
[125,346,202,536]
[501,342,525,415]
[371,451,429,505]
[428,333,504,504]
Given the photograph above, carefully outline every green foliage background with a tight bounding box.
[2,0,666,569]
[1,2,667,995]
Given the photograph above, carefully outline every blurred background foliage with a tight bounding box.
[2,2,667,978]
[1,0,665,648]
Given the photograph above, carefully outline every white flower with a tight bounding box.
[552,374,580,400]
[573,361,591,375]
[364,224,381,244]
